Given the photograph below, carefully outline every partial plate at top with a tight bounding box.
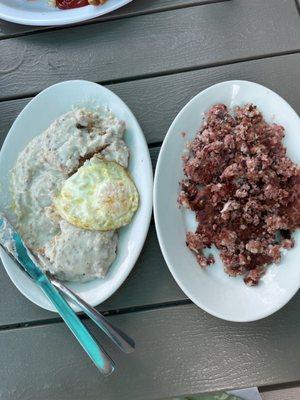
[0,0,132,26]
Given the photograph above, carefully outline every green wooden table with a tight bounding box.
[0,1,300,399]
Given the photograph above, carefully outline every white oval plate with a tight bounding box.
[0,80,153,312]
[154,80,300,322]
[0,0,132,26]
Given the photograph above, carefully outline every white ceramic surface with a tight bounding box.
[0,80,153,312]
[154,80,300,322]
[0,0,132,26]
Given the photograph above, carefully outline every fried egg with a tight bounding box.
[53,156,139,231]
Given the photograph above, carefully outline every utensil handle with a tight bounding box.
[51,277,135,354]
[0,216,114,374]
[38,274,115,375]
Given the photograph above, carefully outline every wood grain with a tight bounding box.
[0,0,299,100]
[0,0,225,39]
[1,299,300,400]
[261,387,300,400]
[1,53,300,148]
[0,1,299,397]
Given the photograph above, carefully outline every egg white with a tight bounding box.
[54,156,139,231]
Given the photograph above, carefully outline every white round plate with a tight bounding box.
[0,0,132,26]
[154,80,300,322]
[0,80,153,312]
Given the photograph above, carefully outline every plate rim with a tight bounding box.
[0,0,132,26]
[0,79,153,312]
[153,79,300,322]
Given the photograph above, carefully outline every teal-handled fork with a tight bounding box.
[0,215,115,375]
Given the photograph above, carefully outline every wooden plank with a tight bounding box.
[1,299,300,400]
[1,53,300,149]
[261,387,300,400]
[0,222,186,327]
[0,0,299,100]
[0,1,224,39]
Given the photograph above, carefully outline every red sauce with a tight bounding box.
[56,0,89,9]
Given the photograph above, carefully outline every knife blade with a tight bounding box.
[0,214,115,375]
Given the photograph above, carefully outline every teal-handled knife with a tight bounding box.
[0,215,115,375]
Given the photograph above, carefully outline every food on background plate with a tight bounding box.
[10,107,139,282]
[178,103,300,285]
[54,0,107,9]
